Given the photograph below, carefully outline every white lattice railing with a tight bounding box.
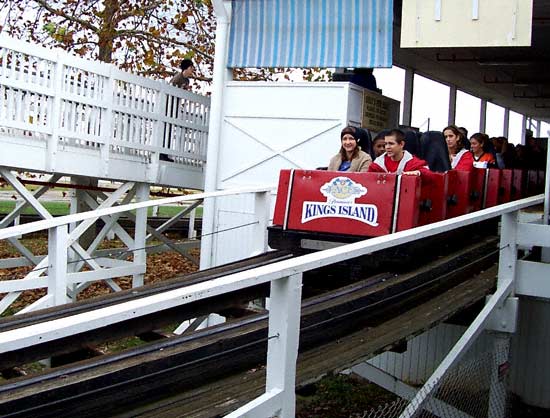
[0,35,209,172]
[0,185,273,317]
[0,192,543,417]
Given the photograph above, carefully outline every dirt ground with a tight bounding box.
[0,235,199,315]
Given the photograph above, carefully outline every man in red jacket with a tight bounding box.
[368,129,431,177]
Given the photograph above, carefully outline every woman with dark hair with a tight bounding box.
[470,133,496,168]
[368,129,431,177]
[443,125,474,171]
[327,126,372,172]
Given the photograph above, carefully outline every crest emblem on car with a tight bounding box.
[302,177,378,226]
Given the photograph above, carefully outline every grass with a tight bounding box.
[0,201,202,218]
[296,373,397,418]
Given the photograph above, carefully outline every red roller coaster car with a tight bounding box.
[267,168,544,252]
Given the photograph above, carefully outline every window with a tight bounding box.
[455,90,480,136]
[374,66,405,125]
[508,111,523,145]
[485,102,505,137]
[411,74,449,131]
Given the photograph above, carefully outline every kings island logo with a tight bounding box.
[301,176,379,226]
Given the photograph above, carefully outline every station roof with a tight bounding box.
[392,0,550,123]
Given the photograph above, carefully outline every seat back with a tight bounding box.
[404,130,421,157]
[420,131,451,173]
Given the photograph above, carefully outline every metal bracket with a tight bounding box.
[485,296,518,333]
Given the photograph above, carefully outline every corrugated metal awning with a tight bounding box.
[227,0,393,68]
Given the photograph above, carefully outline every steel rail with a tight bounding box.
[0,185,276,241]
[0,239,499,417]
[0,250,291,332]
[0,195,541,354]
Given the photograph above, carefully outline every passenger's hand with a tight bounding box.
[403,170,421,176]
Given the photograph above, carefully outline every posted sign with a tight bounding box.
[361,90,400,132]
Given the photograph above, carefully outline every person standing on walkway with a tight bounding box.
[162,59,195,162]
[170,59,194,90]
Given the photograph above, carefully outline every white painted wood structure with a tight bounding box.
[0,35,209,189]
[0,193,543,417]
[202,1,550,414]
[0,34,212,315]
[0,0,549,414]
[0,186,272,317]
[200,80,395,268]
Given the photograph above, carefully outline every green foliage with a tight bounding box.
[0,201,71,216]
[0,201,201,218]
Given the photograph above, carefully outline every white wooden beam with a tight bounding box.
[516,223,550,247]
[48,225,69,305]
[0,185,275,241]
[0,196,542,353]
[264,273,302,418]
[516,260,550,298]
[0,169,52,220]
[133,183,150,287]
[201,0,233,270]
[0,174,62,229]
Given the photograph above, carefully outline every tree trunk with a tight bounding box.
[97,0,120,63]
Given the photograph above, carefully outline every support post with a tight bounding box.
[521,115,527,145]
[253,191,270,255]
[71,177,99,248]
[46,52,65,172]
[403,68,414,127]
[503,108,510,138]
[498,211,518,287]
[488,211,519,417]
[48,225,68,306]
[200,0,232,270]
[448,85,457,126]
[480,99,487,133]
[100,67,115,176]
[266,273,303,418]
[68,185,79,301]
[133,183,150,287]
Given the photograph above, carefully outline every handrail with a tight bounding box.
[0,194,543,418]
[0,35,210,187]
[0,185,276,241]
[0,194,542,350]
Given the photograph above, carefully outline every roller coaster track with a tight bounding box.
[0,232,500,418]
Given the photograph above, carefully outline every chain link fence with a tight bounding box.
[361,346,511,418]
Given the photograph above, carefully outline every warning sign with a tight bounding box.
[361,90,400,132]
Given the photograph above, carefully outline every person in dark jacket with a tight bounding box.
[170,59,194,89]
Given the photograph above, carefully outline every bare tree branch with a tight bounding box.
[32,0,100,33]
[114,28,213,60]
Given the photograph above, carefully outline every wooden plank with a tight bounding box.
[133,268,496,418]
[0,244,496,416]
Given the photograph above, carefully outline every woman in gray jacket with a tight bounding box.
[327,126,372,172]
